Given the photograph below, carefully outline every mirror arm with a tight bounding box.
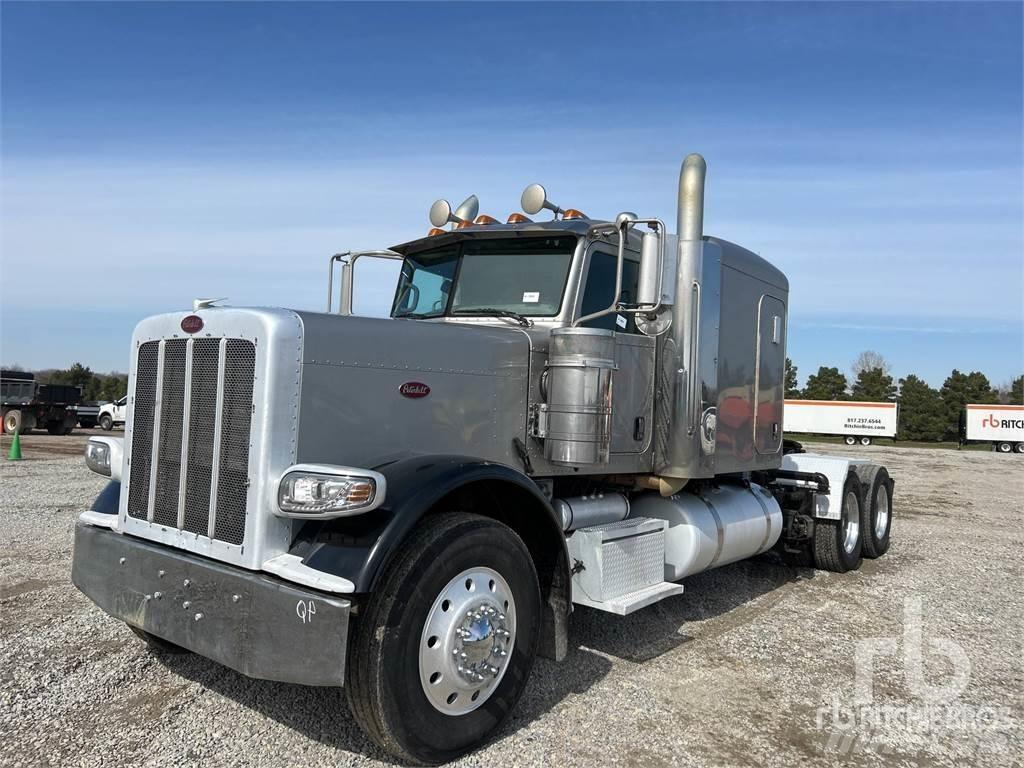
[328,250,405,315]
[572,218,666,328]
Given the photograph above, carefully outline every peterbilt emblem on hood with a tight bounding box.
[399,382,430,399]
[180,315,204,334]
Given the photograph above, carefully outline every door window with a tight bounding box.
[579,250,640,332]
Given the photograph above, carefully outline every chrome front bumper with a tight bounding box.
[71,522,351,686]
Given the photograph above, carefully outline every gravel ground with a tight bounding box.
[1,442,1021,767]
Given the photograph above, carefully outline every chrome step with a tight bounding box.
[572,580,684,615]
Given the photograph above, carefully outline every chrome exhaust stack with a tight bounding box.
[659,153,710,484]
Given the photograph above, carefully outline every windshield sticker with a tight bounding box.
[616,314,627,329]
[522,291,540,303]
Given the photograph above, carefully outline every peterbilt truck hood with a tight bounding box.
[294,311,532,469]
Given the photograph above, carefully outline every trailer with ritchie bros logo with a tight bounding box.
[72,153,895,764]
[783,399,898,446]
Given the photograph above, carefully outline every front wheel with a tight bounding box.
[346,512,540,764]
[99,414,113,431]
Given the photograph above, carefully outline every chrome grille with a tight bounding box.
[126,337,256,546]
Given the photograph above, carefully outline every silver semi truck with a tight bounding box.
[72,154,895,764]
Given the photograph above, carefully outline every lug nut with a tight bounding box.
[194,613,203,621]
[119,558,126,566]
[183,579,191,587]
[154,592,163,599]
[144,594,152,602]
[182,601,191,609]
[232,594,240,603]
[158,570,165,578]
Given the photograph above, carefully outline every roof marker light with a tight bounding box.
[474,214,499,225]
[428,227,446,236]
[563,209,588,220]
[506,212,533,224]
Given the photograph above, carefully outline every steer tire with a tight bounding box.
[855,465,892,559]
[99,414,113,431]
[813,471,864,573]
[128,626,190,654]
[346,512,540,765]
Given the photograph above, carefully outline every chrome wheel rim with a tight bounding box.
[843,490,861,554]
[845,436,856,446]
[419,567,516,716]
[874,484,890,540]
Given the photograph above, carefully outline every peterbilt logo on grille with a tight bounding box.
[399,382,430,399]
[180,315,204,334]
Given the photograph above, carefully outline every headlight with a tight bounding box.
[277,466,386,517]
[85,439,111,477]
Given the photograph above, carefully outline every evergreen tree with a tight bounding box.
[897,375,945,441]
[1009,375,1023,405]
[802,366,848,401]
[851,367,897,402]
[940,369,998,439]
[784,358,801,399]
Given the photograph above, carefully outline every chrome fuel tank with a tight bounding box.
[630,483,781,581]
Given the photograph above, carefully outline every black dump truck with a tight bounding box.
[1,370,80,435]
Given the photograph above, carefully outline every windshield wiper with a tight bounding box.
[394,311,441,320]
[452,308,533,327]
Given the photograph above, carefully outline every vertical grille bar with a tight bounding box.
[152,340,187,527]
[213,340,255,545]
[127,342,158,519]
[176,339,194,528]
[146,341,167,522]
[206,339,227,539]
[183,339,221,536]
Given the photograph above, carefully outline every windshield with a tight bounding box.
[391,236,576,319]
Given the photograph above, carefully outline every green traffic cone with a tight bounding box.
[8,429,22,460]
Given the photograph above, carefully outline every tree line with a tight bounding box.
[784,352,1023,442]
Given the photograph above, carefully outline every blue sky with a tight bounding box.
[2,2,1021,389]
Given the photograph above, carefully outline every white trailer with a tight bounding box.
[784,399,898,446]
[963,404,1024,453]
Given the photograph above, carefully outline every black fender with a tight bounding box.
[92,480,121,515]
[295,454,566,592]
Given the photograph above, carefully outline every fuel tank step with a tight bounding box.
[567,517,683,614]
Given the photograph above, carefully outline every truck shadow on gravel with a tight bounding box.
[154,557,811,761]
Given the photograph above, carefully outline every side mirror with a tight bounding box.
[637,229,662,307]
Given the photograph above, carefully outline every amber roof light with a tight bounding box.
[563,208,587,220]
[428,227,446,236]
[474,214,499,225]
[506,212,533,224]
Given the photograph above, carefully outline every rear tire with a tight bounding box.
[346,512,540,764]
[859,436,872,446]
[813,472,863,573]
[128,626,190,654]
[855,466,892,558]
[99,414,113,431]
[1015,443,1024,454]
[996,441,1012,453]
[844,435,856,446]
[46,422,62,435]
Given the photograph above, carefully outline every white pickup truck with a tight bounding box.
[97,397,127,431]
